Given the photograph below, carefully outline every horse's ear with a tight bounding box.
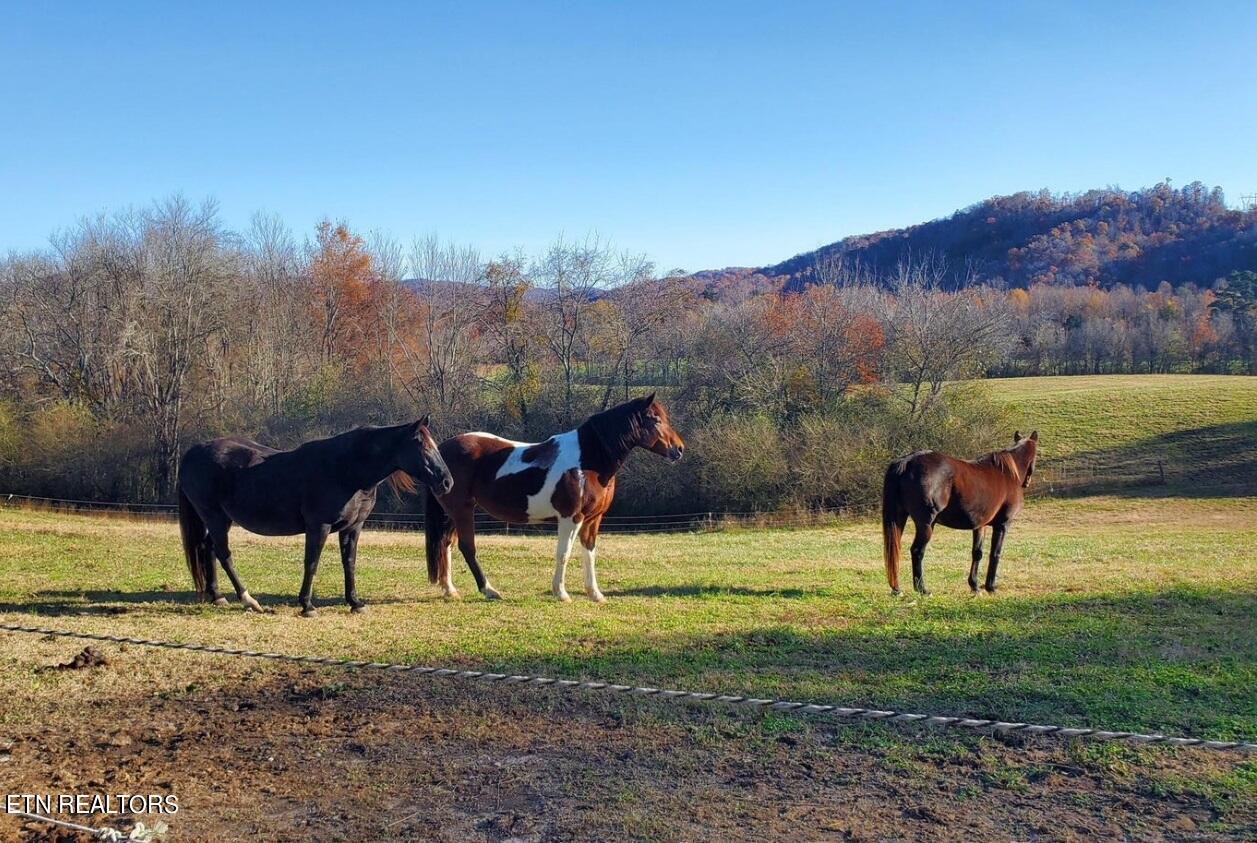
[409,414,430,435]
[1029,430,1038,441]
[1013,431,1022,443]
[641,392,656,407]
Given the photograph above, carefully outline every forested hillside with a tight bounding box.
[761,182,1257,290]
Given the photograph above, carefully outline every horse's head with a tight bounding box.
[637,393,685,463]
[396,415,454,495]
[1012,430,1039,488]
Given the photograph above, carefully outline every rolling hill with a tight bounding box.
[750,182,1257,291]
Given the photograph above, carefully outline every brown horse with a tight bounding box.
[882,431,1038,596]
[425,394,685,602]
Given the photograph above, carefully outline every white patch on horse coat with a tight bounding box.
[495,430,583,522]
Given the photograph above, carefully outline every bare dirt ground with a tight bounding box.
[1,644,1251,842]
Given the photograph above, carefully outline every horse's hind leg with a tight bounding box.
[552,517,578,602]
[910,516,934,595]
[969,528,986,593]
[200,534,226,606]
[453,506,499,600]
[339,525,365,613]
[206,517,266,613]
[984,523,1008,593]
[578,515,606,603]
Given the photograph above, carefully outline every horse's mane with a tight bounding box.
[975,449,1020,481]
[386,469,417,497]
[584,397,649,459]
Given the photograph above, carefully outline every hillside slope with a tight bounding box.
[986,375,1257,493]
[760,183,1257,291]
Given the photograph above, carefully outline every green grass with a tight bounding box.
[1,493,1253,743]
[984,374,1257,491]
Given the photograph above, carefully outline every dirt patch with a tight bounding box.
[0,648,1251,842]
[49,646,110,671]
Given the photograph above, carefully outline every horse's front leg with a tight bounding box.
[910,516,933,595]
[339,524,365,613]
[579,516,606,603]
[298,525,331,617]
[552,518,578,602]
[968,527,986,593]
[984,523,1008,593]
[454,506,499,600]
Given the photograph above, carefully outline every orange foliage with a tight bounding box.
[308,220,376,364]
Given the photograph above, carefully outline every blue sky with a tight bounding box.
[2,1,1255,271]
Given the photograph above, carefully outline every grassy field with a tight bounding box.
[2,374,1255,840]
[986,374,1257,492]
[1,493,1254,838]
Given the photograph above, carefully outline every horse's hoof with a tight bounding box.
[890,588,903,597]
[481,586,502,601]
[983,585,998,594]
[554,591,572,603]
[213,596,230,607]
[442,589,461,600]
[349,603,367,614]
[299,606,318,618]
[240,591,267,613]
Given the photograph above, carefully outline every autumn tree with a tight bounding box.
[479,256,536,422]
[308,220,374,364]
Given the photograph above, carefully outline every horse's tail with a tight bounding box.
[425,488,454,585]
[178,489,210,597]
[882,461,908,595]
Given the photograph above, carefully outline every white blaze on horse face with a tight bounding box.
[552,517,578,602]
[496,430,583,522]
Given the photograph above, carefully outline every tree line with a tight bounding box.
[1,197,1253,514]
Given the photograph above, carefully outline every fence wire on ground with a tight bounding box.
[2,622,1253,755]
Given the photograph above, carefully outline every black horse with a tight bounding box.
[177,417,453,616]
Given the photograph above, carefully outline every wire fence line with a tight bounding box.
[2,492,852,534]
[2,623,1252,755]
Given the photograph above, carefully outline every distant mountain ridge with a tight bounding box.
[751,182,1257,291]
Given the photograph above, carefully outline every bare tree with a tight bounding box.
[125,197,235,495]
[381,235,484,425]
[593,267,693,407]
[236,213,307,416]
[884,258,1011,418]
[533,235,625,422]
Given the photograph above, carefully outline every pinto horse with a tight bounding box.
[178,418,453,616]
[425,394,684,602]
[882,431,1038,596]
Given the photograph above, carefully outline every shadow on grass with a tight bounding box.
[0,589,417,615]
[1,583,1253,739]
[1055,419,1257,497]
[512,586,1257,739]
